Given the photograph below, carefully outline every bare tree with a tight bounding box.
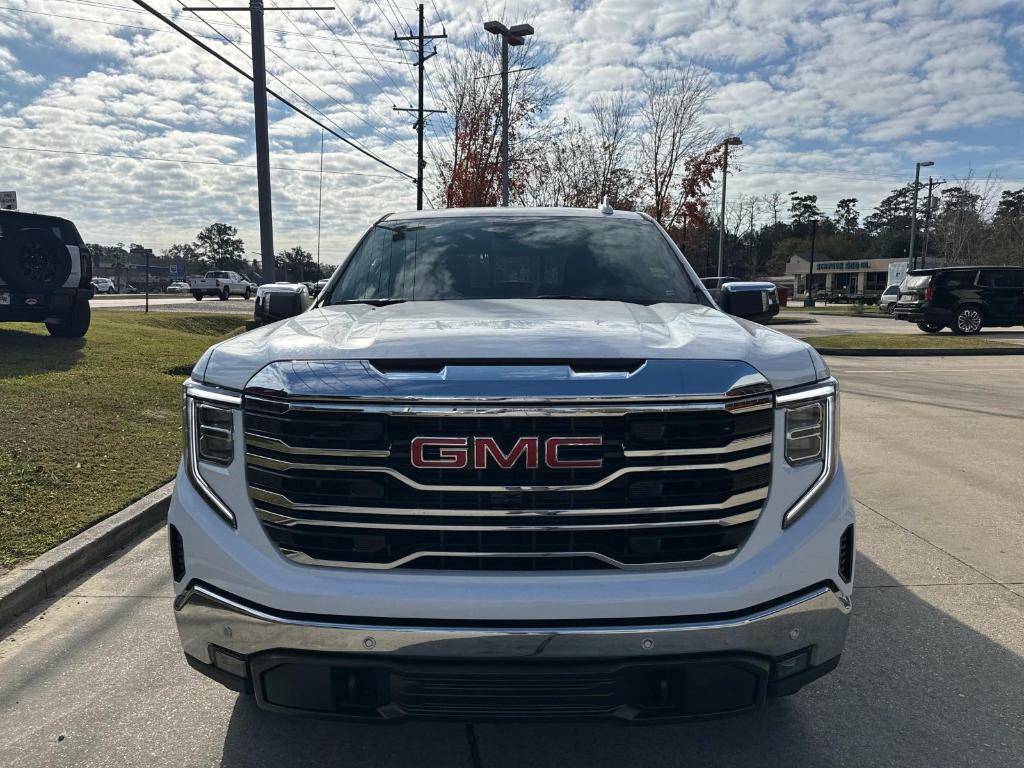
[934,173,999,265]
[636,67,714,229]
[522,118,601,207]
[591,87,634,205]
[761,191,785,227]
[428,23,559,208]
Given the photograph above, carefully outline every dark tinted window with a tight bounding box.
[978,269,1024,288]
[937,271,975,290]
[327,216,699,305]
[0,214,77,245]
[883,285,899,296]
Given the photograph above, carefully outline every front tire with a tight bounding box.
[887,303,896,315]
[193,291,203,301]
[952,306,983,335]
[46,299,91,338]
[244,286,252,300]
[917,322,943,334]
[219,287,230,301]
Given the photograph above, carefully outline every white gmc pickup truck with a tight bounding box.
[170,206,853,722]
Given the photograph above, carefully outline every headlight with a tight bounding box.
[785,401,824,464]
[776,379,838,528]
[183,380,241,527]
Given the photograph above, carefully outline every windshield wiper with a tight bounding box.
[329,298,408,307]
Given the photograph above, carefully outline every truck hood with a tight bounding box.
[194,299,827,392]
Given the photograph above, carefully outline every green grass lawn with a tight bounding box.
[0,312,247,572]
[807,333,1019,350]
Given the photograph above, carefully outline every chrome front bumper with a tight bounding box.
[175,581,851,667]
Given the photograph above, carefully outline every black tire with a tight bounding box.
[0,227,72,292]
[46,298,91,338]
[917,322,943,334]
[244,287,252,300]
[951,306,984,335]
[219,287,230,301]
[887,303,896,315]
[193,291,203,301]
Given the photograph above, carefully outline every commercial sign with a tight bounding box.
[817,261,870,271]
[0,191,17,210]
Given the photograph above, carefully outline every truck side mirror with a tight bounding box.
[717,282,779,322]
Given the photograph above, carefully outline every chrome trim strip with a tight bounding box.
[173,582,851,664]
[184,378,243,407]
[244,395,773,417]
[623,433,770,458]
[184,397,236,527]
[248,486,770,518]
[245,433,391,459]
[278,547,738,571]
[245,452,771,493]
[782,383,839,529]
[775,380,836,406]
[255,506,761,531]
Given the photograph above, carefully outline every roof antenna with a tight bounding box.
[598,195,614,215]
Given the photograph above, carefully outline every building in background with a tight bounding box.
[785,255,907,298]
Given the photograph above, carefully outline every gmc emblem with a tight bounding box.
[410,436,604,470]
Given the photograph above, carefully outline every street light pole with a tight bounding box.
[921,176,944,269]
[908,160,933,271]
[804,219,818,307]
[717,136,742,278]
[484,20,534,207]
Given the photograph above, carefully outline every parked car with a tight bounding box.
[188,270,253,301]
[171,206,851,721]
[252,282,311,324]
[311,278,330,296]
[0,209,93,337]
[893,266,1024,334]
[878,284,900,314]
[165,281,190,294]
[91,277,117,295]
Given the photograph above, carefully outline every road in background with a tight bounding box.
[2,358,1022,767]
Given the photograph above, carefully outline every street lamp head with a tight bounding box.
[509,23,534,37]
[918,160,934,168]
[724,136,743,146]
[483,20,508,35]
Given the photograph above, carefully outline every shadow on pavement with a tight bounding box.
[216,551,1024,768]
[0,329,84,378]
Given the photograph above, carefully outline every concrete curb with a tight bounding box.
[814,347,1024,357]
[807,311,892,319]
[0,482,173,629]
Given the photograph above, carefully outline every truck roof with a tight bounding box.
[381,206,649,222]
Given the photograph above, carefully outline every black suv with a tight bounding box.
[0,210,93,337]
[893,266,1024,335]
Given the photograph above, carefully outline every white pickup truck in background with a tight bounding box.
[188,270,253,301]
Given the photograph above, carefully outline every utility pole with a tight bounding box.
[921,176,944,269]
[717,136,742,278]
[748,203,755,279]
[908,159,934,271]
[804,219,818,307]
[395,5,447,210]
[484,20,534,206]
[316,128,324,278]
[183,3,332,282]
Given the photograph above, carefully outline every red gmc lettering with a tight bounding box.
[545,437,604,468]
[410,437,468,469]
[474,436,540,469]
[411,436,604,470]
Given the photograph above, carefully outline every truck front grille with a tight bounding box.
[243,395,773,571]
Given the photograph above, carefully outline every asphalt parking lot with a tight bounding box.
[1,356,1022,767]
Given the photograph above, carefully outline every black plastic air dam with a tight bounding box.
[244,652,776,722]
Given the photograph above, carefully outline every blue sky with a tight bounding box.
[1,0,1023,263]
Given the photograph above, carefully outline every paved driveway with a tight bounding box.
[2,358,1022,767]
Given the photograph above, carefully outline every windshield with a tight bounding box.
[324,215,700,306]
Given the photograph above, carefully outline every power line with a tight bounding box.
[56,0,411,52]
[0,4,407,63]
[128,0,414,179]
[321,1,407,95]
[0,142,403,178]
[179,1,404,155]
